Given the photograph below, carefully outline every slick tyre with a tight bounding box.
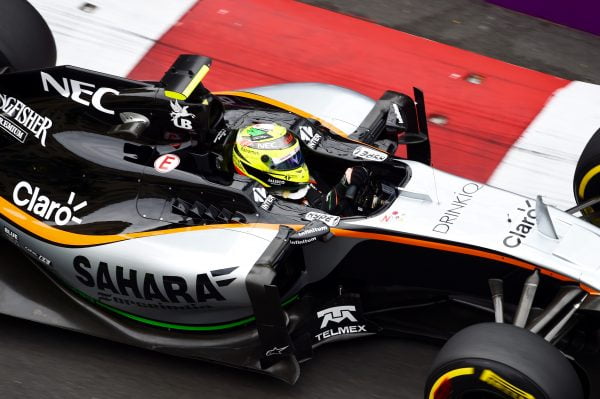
[424,323,584,399]
[0,0,56,71]
[574,128,600,223]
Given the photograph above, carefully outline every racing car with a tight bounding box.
[1,1,600,398]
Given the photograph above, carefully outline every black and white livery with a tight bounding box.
[1,2,600,398]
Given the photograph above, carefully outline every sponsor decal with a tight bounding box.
[169,100,195,130]
[290,224,329,245]
[154,154,180,173]
[241,133,293,150]
[265,345,289,357]
[299,125,322,149]
[295,225,328,238]
[318,305,357,328]
[432,182,482,234]
[213,128,228,144]
[249,133,271,142]
[303,211,340,227]
[253,186,267,202]
[3,226,18,242]
[23,245,52,266]
[73,256,237,308]
[290,237,317,245]
[252,141,279,150]
[480,369,534,399]
[13,181,87,225]
[261,195,275,211]
[245,125,272,141]
[252,187,275,211]
[379,210,404,223]
[314,305,367,342]
[41,72,119,115]
[0,93,52,146]
[352,145,387,162]
[315,324,368,341]
[267,177,286,186]
[503,199,536,248]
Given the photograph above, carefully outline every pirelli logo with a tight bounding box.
[480,369,535,399]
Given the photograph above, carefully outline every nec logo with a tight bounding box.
[317,305,358,328]
[41,72,120,115]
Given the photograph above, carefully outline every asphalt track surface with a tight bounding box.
[301,0,600,84]
[2,1,600,398]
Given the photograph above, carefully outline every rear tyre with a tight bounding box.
[424,323,584,399]
[574,128,600,224]
[0,0,56,71]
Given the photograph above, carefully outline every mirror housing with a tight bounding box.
[161,54,212,101]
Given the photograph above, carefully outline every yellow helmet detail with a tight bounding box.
[232,123,309,189]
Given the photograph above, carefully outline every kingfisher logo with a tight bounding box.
[169,100,195,130]
[0,92,53,146]
[13,181,87,225]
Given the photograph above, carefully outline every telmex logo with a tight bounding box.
[40,72,120,115]
[317,305,358,328]
[13,181,87,226]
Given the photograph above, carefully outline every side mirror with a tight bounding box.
[396,131,428,144]
[161,54,212,101]
[289,220,333,245]
[385,103,427,144]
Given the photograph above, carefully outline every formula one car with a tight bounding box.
[2,1,600,398]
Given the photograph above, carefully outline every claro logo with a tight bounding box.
[13,181,87,225]
[503,199,536,248]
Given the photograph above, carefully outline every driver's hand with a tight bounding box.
[344,166,369,187]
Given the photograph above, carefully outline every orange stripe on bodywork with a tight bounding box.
[3,194,596,294]
[580,284,600,296]
[0,197,282,247]
[330,228,597,292]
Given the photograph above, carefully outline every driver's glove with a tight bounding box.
[342,166,370,187]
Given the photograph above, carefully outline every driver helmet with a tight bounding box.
[232,123,310,199]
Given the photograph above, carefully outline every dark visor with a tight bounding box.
[265,147,305,171]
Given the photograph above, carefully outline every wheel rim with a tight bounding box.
[577,164,600,223]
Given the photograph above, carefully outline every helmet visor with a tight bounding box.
[266,145,306,171]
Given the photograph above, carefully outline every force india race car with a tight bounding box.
[2,1,600,398]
